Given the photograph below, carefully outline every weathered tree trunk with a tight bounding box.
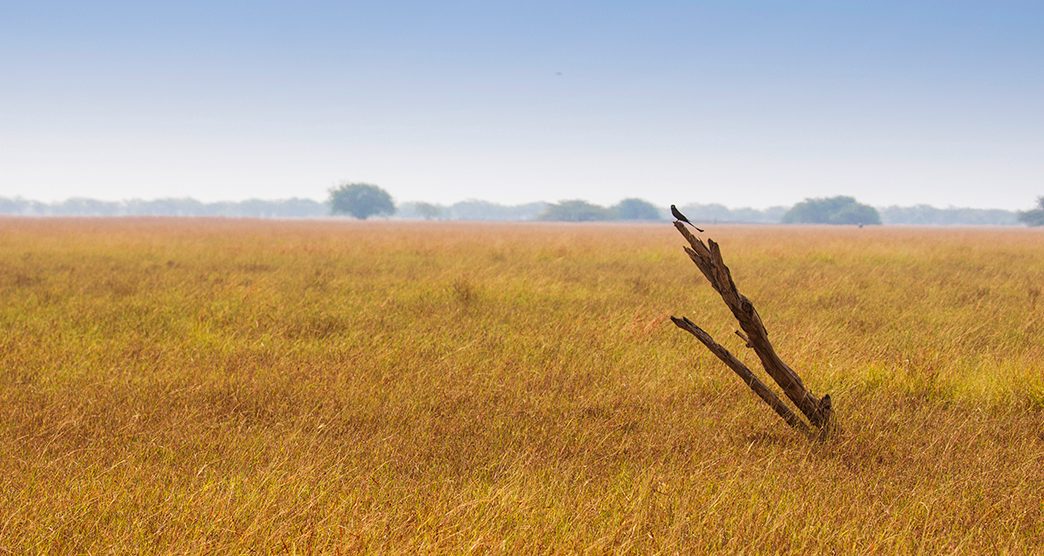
[670,220,833,437]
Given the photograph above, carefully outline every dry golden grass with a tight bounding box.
[0,218,1041,553]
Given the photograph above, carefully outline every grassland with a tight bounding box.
[0,218,1041,553]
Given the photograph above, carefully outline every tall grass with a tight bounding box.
[0,219,1040,552]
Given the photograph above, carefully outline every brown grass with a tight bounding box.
[0,218,1041,553]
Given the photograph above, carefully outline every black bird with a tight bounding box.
[670,204,704,232]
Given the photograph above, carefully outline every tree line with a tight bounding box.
[0,197,329,218]
[328,183,1033,226]
[0,183,1038,226]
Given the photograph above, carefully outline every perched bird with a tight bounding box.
[670,204,704,232]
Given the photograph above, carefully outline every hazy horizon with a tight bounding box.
[3,1,1043,211]
[0,192,1033,213]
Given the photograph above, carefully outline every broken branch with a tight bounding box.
[670,217,833,436]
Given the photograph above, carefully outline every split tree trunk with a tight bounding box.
[670,221,833,437]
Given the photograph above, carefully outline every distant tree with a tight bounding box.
[125,197,205,217]
[782,196,881,225]
[414,202,443,220]
[612,198,662,220]
[878,204,1018,226]
[329,183,395,219]
[539,200,612,221]
[55,198,121,216]
[678,203,786,224]
[448,200,548,221]
[1017,197,1044,227]
[0,197,30,215]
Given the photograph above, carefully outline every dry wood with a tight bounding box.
[671,316,811,435]
[670,220,833,436]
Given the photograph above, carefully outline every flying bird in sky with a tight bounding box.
[670,204,704,232]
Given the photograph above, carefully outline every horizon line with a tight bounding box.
[0,194,1028,213]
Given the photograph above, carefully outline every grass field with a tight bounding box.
[0,218,1041,553]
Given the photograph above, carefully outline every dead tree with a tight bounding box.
[670,218,833,438]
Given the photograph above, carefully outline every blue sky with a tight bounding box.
[1,1,1042,209]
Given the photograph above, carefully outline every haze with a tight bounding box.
[2,1,1042,210]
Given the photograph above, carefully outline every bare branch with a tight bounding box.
[671,218,834,435]
[671,317,811,435]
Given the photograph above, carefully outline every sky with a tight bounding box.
[1,1,1042,210]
